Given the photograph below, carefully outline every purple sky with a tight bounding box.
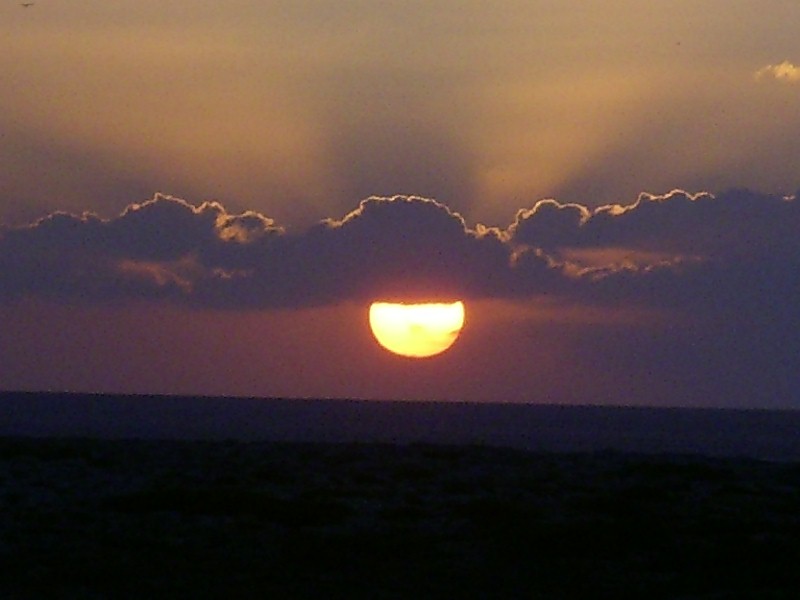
[2,2,799,407]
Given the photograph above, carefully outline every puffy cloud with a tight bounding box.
[197,196,515,308]
[0,195,283,303]
[511,189,799,258]
[508,199,590,250]
[1,189,798,315]
[755,60,800,83]
[508,189,800,319]
[307,196,512,301]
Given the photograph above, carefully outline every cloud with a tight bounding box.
[755,60,800,83]
[1,190,798,317]
[0,195,282,304]
[511,189,800,258]
[199,196,517,307]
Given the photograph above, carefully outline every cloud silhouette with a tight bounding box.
[0,196,285,303]
[1,189,798,316]
[511,189,800,256]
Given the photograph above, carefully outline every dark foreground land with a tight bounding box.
[1,437,799,599]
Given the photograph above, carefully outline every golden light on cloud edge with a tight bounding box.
[368,301,466,358]
[755,60,800,83]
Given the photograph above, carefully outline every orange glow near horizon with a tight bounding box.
[368,301,465,358]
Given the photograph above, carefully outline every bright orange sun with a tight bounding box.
[368,301,466,358]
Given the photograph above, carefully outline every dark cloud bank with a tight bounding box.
[2,189,798,312]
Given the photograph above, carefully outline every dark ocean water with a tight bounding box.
[2,391,799,460]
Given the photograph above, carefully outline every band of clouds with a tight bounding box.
[1,189,798,313]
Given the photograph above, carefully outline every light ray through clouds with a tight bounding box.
[3,2,800,228]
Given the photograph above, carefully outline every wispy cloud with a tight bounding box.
[755,60,800,83]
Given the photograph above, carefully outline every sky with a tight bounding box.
[1,1,799,408]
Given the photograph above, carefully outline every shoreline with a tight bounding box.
[3,391,800,461]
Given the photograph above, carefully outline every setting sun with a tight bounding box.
[368,301,466,358]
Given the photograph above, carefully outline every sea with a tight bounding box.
[2,391,799,461]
